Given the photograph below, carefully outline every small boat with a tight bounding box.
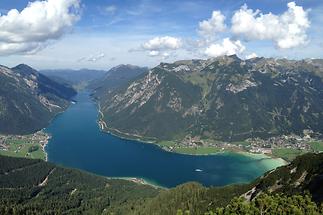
[195,169,203,172]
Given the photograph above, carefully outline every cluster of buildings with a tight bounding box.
[0,131,50,152]
[163,131,322,155]
[246,133,317,153]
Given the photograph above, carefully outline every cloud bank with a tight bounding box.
[0,0,80,55]
[205,38,245,58]
[231,2,310,49]
[141,36,182,58]
[134,2,311,61]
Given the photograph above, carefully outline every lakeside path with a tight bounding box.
[41,130,51,161]
[107,176,166,189]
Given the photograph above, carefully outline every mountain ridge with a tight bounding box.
[96,56,323,144]
[0,64,76,135]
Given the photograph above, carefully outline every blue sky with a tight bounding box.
[0,0,322,70]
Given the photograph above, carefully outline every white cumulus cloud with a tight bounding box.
[141,36,182,58]
[205,38,245,58]
[198,10,226,39]
[231,2,310,49]
[142,36,182,51]
[245,52,258,59]
[0,0,80,55]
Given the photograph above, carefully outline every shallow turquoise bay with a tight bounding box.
[45,91,285,188]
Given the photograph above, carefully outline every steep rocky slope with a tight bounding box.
[98,56,323,142]
[91,64,149,100]
[0,64,76,134]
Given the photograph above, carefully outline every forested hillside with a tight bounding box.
[98,56,323,143]
[91,64,149,101]
[0,155,159,214]
[1,153,322,214]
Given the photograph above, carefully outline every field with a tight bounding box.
[0,133,48,160]
[174,146,221,155]
[0,141,45,160]
[309,141,323,152]
[231,141,251,147]
[157,140,177,147]
[272,148,307,162]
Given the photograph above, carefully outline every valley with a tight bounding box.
[0,56,322,214]
[44,91,285,188]
[1,0,323,213]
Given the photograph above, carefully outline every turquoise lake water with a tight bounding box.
[45,91,285,188]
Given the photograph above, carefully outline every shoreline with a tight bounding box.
[40,129,51,162]
[107,176,166,189]
[42,100,77,162]
[96,109,289,167]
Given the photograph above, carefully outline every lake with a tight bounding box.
[45,91,285,188]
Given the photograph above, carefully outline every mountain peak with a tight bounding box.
[12,64,38,77]
[13,64,35,71]
[213,54,241,65]
[111,64,146,71]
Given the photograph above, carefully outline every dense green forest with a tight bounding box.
[0,155,159,214]
[0,153,323,214]
[177,194,323,215]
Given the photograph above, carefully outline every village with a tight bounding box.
[0,131,50,160]
[160,130,323,159]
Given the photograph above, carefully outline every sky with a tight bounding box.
[0,0,322,70]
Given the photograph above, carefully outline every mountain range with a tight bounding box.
[0,64,76,135]
[96,56,323,143]
[40,69,106,90]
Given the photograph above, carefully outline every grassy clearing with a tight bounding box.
[308,141,323,152]
[0,138,46,160]
[272,148,307,162]
[158,141,177,147]
[174,147,221,155]
[231,141,250,147]
[183,73,215,97]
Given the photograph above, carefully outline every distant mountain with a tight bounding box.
[40,69,106,90]
[97,56,323,142]
[0,153,322,214]
[0,64,76,134]
[90,64,149,100]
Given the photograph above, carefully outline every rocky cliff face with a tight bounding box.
[98,55,323,142]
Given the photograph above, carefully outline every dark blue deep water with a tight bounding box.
[45,91,284,188]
